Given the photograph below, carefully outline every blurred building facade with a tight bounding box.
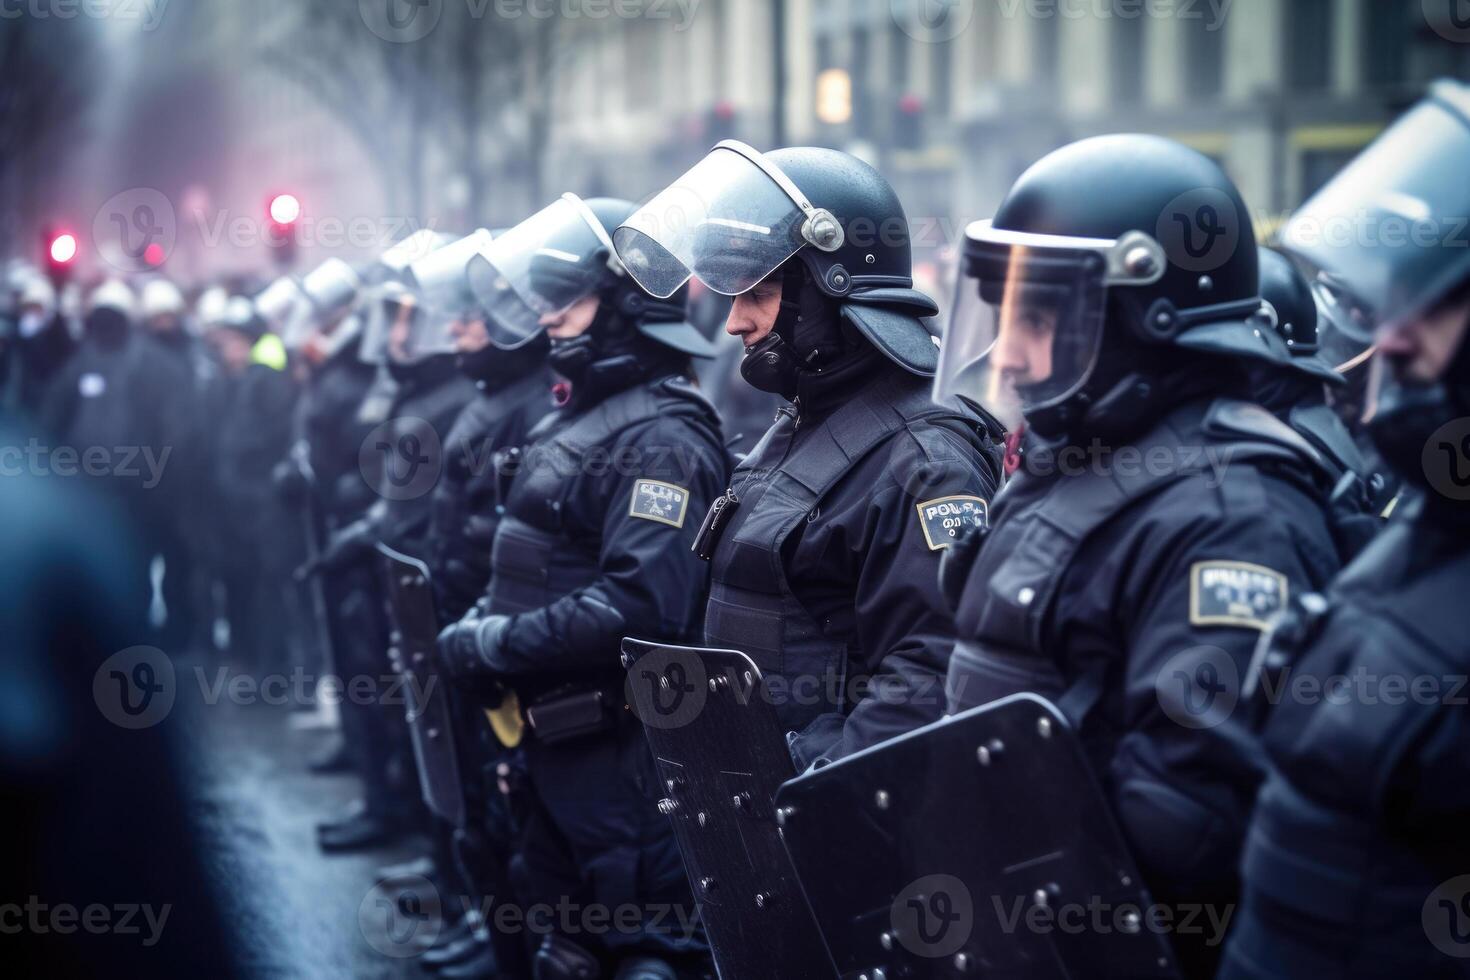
[539,0,1470,257]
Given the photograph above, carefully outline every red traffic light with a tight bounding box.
[269,193,301,225]
[49,233,78,264]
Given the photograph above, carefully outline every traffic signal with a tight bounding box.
[44,228,78,283]
[266,193,300,267]
[894,93,924,150]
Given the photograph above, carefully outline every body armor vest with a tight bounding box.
[487,376,717,618]
[1227,508,1470,977]
[952,398,1333,725]
[702,373,974,737]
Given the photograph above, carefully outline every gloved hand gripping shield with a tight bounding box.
[466,194,624,350]
[611,139,845,299]
[934,222,1167,429]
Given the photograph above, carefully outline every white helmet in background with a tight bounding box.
[89,279,138,320]
[141,278,187,319]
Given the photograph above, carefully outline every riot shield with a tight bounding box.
[377,544,466,828]
[775,693,1181,979]
[621,638,835,980]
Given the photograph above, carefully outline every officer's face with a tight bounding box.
[992,299,1057,386]
[1377,291,1470,384]
[214,329,252,374]
[451,315,491,353]
[540,294,600,338]
[725,275,783,346]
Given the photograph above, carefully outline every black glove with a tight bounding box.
[436,612,512,677]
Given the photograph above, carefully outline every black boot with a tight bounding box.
[316,800,408,852]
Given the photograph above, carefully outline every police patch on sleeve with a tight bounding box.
[916,495,989,551]
[629,479,690,528]
[1189,560,1288,631]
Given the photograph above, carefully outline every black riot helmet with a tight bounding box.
[467,194,713,370]
[612,140,940,398]
[1257,247,1343,386]
[936,134,1268,435]
[1282,79,1470,501]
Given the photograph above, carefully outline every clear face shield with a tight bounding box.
[256,276,310,347]
[400,229,493,359]
[1310,273,1377,374]
[1283,83,1470,331]
[934,221,1167,429]
[359,284,419,365]
[466,194,620,350]
[611,140,845,299]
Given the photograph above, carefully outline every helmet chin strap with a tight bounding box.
[740,261,856,400]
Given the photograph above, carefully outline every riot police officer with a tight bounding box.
[312,246,483,852]
[935,135,1346,973]
[436,195,728,980]
[613,141,1004,771]
[1252,246,1388,554]
[1221,79,1470,979]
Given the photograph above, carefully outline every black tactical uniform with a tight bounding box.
[441,195,727,978]
[429,356,554,621]
[935,136,1346,974]
[616,143,1004,770]
[1221,79,1470,980]
[1250,246,1388,556]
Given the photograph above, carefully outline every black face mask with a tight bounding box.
[1368,309,1470,513]
[458,332,550,390]
[739,262,849,401]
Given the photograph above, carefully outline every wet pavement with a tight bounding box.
[180,693,434,978]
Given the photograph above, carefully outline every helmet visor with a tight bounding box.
[1283,85,1470,328]
[359,286,420,365]
[613,144,810,299]
[935,224,1113,429]
[408,229,493,323]
[1310,274,1377,373]
[467,195,616,349]
[256,277,310,346]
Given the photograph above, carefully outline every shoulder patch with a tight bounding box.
[629,479,690,528]
[1189,560,1288,631]
[916,494,988,550]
